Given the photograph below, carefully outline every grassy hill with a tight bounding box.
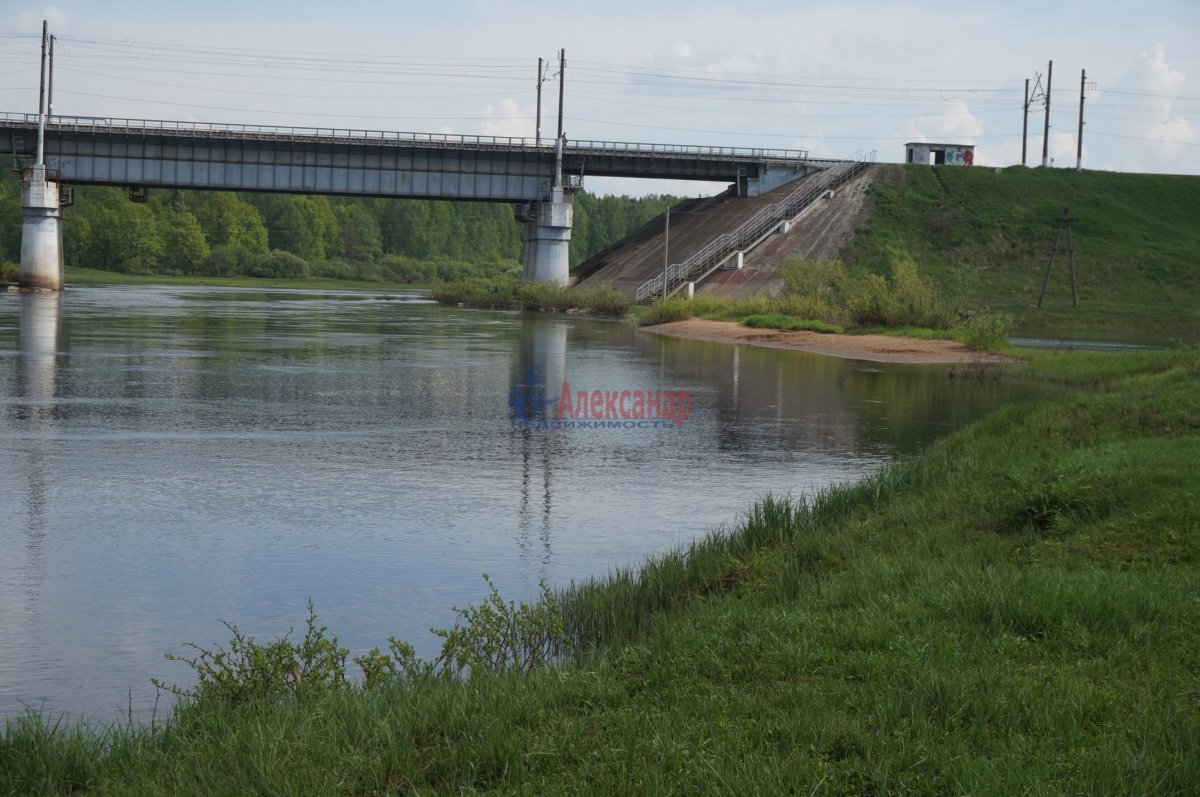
[843,165,1200,342]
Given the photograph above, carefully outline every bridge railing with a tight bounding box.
[567,139,807,163]
[0,112,547,151]
[634,157,875,303]
[0,112,810,164]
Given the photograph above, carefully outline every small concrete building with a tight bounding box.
[905,142,975,166]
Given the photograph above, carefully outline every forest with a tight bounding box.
[0,168,680,283]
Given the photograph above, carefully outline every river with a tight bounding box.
[0,285,1041,721]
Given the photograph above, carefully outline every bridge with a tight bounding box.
[1,21,859,295]
[0,109,830,293]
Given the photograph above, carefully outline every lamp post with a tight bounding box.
[661,205,670,300]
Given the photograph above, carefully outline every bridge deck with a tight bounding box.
[0,114,816,201]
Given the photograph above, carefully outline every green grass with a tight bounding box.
[3,349,1198,794]
[63,267,429,293]
[636,294,846,328]
[847,324,963,340]
[846,165,1200,342]
[741,313,843,334]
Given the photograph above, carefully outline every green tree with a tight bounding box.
[334,203,383,262]
[192,192,269,253]
[158,210,210,273]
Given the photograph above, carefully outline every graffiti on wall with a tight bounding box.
[905,143,976,166]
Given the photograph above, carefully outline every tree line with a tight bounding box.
[0,170,682,283]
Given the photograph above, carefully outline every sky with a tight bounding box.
[1,0,1197,196]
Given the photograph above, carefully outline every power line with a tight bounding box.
[56,89,533,122]
[1089,130,1200,146]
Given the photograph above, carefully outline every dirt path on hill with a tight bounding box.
[642,319,1018,364]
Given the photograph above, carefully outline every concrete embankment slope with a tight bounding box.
[701,171,872,298]
[572,168,871,299]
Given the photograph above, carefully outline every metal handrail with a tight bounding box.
[0,112,808,163]
[635,157,874,303]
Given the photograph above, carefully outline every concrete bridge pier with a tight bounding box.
[18,165,64,293]
[521,186,573,286]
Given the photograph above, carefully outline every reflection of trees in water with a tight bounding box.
[653,337,865,456]
[636,334,1033,460]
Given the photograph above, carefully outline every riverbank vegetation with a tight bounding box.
[430,276,630,316]
[634,251,1014,350]
[62,267,429,293]
[3,347,1197,794]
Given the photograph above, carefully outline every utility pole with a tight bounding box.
[1038,207,1078,308]
[1076,68,1086,170]
[535,57,543,145]
[1021,78,1030,166]
[47,35,55,120]
[662,205,670,300]
[36,20,47,166]
[1041,60,1053,168]
[556,49,565,142]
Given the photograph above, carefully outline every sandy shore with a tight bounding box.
[642,319,1018,365]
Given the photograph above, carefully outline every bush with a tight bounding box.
[431,277,630,316]
[637,297,697,326]
[574,284,630,317]
[152,602,352,707]
[0,260,17,284]
[842,253,953,329]
[963,313,1014,350]
[309,258,354,280]
[249,250,311,279]
[201,244,258,277]
[433,576,567,675]
[780,257,846,298]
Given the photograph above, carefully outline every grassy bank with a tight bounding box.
[61,267,429,293]
[845,165,1200,342]
[431,276,630,316]
[634,292,1014,352]
[3,347,1197,794]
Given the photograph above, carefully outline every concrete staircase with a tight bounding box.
[572,158,873,302]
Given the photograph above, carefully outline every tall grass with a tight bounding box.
[640,251,963,335]
[431,276,630,317]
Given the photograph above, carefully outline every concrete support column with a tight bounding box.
[521,186,572,286]
[18,166,64,293]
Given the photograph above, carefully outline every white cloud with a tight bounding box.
[1100,44,1198,171]
[478,98,535,140]
[901,99,985,143]
[17,5,66,31]
[670,41,692,60]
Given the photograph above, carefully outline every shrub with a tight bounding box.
[152,602,352,707]
[249,250,310,279]
[574,284,630,317]
[637,296,697,326]
[780,257,846,298]
[842,252,953,329]
[963,313,1014,351]
[432,576,567,675]
[0,260,17,284]
[201,244,258,277]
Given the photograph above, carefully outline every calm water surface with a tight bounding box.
[1,285,1040,721]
